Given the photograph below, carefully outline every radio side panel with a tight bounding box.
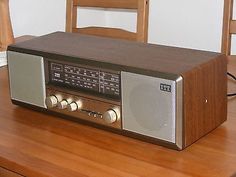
[183,55,227,147]
[7,51,46,108]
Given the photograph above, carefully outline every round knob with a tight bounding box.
[68,100,83,112]
[45,95,62,108]
[58,98,72,109]
[103,107,120,124]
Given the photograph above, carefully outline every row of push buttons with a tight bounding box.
[81,109,103,119]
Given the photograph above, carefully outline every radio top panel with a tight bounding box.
[7,32,223,80]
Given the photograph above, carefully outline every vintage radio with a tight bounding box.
[7,32,227,150]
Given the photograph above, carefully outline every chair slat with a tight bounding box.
[73,27,137,41]
[74,0,138,9]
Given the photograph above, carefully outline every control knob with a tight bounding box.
[68,100,83,112]
[58,98,73,109]
[45,95,62,108]
[103,107,120,124]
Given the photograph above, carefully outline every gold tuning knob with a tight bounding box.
[45,94,62,108]
[68,100,83,112]
[58,98,73,109]
[103,107,120,124]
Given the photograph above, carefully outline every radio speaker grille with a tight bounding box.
[8,51,46,108]
[121,72,176,143]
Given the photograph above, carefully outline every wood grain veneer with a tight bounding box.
[8,32,223,76]
[183,55,227,147]
[0,64,235,176]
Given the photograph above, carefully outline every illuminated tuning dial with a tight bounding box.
[103,107,120,124]
[58,98,73,109]
[68,100,83,112]
[45,95,62,108]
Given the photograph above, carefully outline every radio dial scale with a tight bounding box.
[50,62,120,98]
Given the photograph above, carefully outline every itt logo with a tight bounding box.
[160,83,171,92]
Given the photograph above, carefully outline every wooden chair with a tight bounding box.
[221,0,236,56]
[66,0,149,42]
[0,0,14,51]
[222,0,236,89]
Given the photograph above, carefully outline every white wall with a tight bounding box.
[10,0,66,37]
[147,0,224,52]
[9,0,225,53]
[10,0,107,37]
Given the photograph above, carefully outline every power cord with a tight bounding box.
[227,72,236,97]
[227,72,236,81]
[228,93,236,97]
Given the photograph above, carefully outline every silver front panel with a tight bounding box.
[121,72,182,144]
[8,51,46,108]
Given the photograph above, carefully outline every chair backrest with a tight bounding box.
[66,0,149,42]
[222,0,235,55]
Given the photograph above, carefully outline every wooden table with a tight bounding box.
[0,60,236,177]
